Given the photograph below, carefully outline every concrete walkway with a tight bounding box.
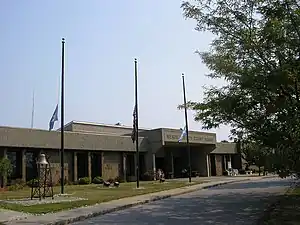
[1,176,274,225]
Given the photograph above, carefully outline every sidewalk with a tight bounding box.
[2,176,273,225]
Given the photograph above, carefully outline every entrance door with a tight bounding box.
[210,154,216,176]
[156,157,165,172]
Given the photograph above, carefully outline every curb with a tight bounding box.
[47,178,253,225]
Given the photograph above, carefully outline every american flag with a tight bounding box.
[131,105,137,143]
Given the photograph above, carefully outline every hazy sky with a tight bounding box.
[0,0,231,141]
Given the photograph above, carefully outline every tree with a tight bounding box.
[179,0,300,172]
[0,157,13,187]
[241,142,271,175]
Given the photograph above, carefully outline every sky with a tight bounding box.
[0,0,231,141]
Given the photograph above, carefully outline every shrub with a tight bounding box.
[78,177,91,185]
[13,178,26,186]
[239,169,246,175]
[142,170,154,181]
[92,176,103,184]
[8,183,24,191]
[114,176,124,183]
[27,179,39,187]
[223,171,228,176]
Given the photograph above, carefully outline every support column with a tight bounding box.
[73,152,78,182]
[21,149,26,182]
[228,154,232,169]
[206,154,210,177]
[101,152,105,179]
[170,152,174,179]
[152,153,156,180]
[123,153,126,182]
[1,148,7,187]
[87,152,92,181]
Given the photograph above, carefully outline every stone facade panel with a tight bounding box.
[44,150,73,184]
[102,152,122,180]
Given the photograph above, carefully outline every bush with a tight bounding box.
[114,176,124,183]
[223,171,228,176]
[78,177,91,185]
[13,178,26,186]
[92,176,103,184]
[239,170,246,174]
[8,183,24,191]
[27,179,39,187]
[142,170,154,181]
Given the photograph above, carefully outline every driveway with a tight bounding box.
[72,177,292,225]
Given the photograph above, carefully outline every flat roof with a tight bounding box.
[63,121,216,134]
[60,120,150,131]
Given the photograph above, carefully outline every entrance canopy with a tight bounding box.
[162,128,216,145]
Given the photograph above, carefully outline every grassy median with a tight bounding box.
[0,180,203,214]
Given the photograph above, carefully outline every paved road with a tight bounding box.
[72,178,293,225]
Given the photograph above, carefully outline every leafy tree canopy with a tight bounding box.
[179,0,300,171]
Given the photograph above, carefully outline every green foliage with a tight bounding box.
[78,177,91,185]
[142,170,155,181]
[180,0,300,172]
[92,176,103,184]
[26,179,39,187]
[0,157,13,177]
[7,179,26,191]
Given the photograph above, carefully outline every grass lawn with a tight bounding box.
[260,186,300,225]
[0,180,203,214]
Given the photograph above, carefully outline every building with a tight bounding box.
[0,121,242,186]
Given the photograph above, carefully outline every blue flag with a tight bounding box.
[49,104,58,131]
[178,126,187,142]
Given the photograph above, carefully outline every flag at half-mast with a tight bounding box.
[178,126,187,142]
[131,105,137,143]
[49,104,58,131]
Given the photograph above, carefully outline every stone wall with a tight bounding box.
[102,152,122,180]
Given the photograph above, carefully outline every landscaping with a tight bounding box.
[0,180,204,214]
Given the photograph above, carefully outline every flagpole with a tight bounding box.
[60,38,65,194]
[134,58,140,189]
[31,90,35,129]
[182,73,192,183]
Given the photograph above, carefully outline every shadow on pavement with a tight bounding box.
[81,182,287,225]
[259,193,300,225]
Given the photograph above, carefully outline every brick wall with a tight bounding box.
[215,155,223,176]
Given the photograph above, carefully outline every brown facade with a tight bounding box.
[0,121,242,186]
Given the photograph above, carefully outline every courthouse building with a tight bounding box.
[0,121,242,186]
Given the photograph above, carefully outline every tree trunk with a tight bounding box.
[258,166,261,176]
